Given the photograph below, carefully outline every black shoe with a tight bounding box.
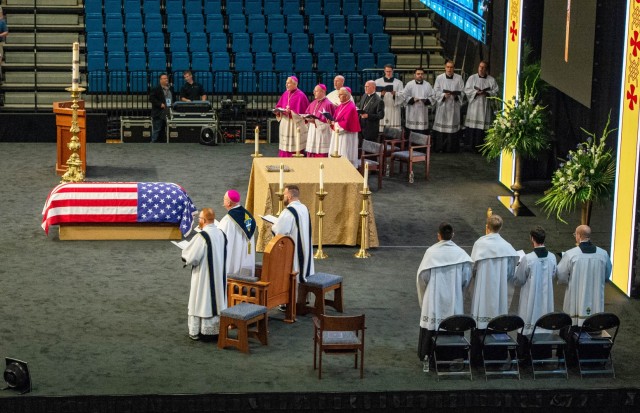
[278,304,287,312]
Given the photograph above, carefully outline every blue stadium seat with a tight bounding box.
[247,14,265,34]
[186,14,205,33]
[105,13,124,33]
[238,72,257,93]
[267,14,285,34]
[87,51,106,72]
[323,0,340,15]
[308,15,326,35]
[294,52,313,71]
[361,0,378,15]
[104,0,121,13]
[264,0,282,15]
[316,52,335,72]
[245,0,262,13]
[282,0,300,15]
[171,52,191,71]
[228,14,246,34]
[165,0,183,15]
[170,32,189,52]
[290,32,309,53]
[108,51,127,93]
[298,72,317,94]
[376,52,395,67]
[128,52,147,71]
[189,32,209,52]
[192,52,213,92]
[274,52,293,71]
[337,52,355,71]
[209,32,228,52]
[286,14,304,34]
[234,52,253,71]
[85,13,103,32]
[251,33,270,53]
[327,15,345,34]
[232,32,251,52]
[146,31,165,52]
[206,14,224,32]
[204,0,223,15]
[86,32,105,53]
[313,33,331,53]
[128,52,148,92]
[144,13,163,33]
[185,0,203,14]
[254,52,274,70]
[346,15,364,34]
[226,0,244,14]
[88,52,107,93]
[195,71,213,94]
[211,52,231,70]
[143,0,161,16]
[125,13,143,33]
[271,33,290,53]
[343,0,360,16]
[356,52,375,70]
[166,14,185,33]
[258,72,278,93]
[351,33,370,53]
[127,31,146,53]
[124,0,141,14]
[303,0,322,15]
[365,15,384,34]
[107,32,125,53]
[332,33,350,53]
[343,72,361,94]
[215,72,234,93]
[148,51,168,72]
[371,33,390,53]
[85,0,102,15]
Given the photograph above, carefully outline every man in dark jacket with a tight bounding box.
[357,80,385,144]
[149,73,173,143]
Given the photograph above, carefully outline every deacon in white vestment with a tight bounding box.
[217,189,256,278]
[557,225,611,327]
[375,65,404,131]
[273,185,315,283]
[464,61,499,152]
[416,223,472,362]
[513,226,557,336]
[433,60,465,152]
[327,75,353,105]
[181,208,227,339]
[402,68,436,135]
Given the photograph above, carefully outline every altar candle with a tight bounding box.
[72,42,80,89]
[363,162,369,190]
[296,127,301,154]
[279,163,284,191]
[319,162,324,191]
[254,125,259,153]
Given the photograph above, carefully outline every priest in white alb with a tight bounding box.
[463,61,499,152]
[433,59,465,152]
[416,222,472,369]
[217,189,256,278]
[375,64,404,131]
[402,67,435,135]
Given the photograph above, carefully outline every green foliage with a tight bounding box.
[536,114,617,224]
[479,73,549,160]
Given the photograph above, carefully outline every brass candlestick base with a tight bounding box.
[354,189,371,258]
[293,152,304,157]
[276,189,285,216]
[61,86,86,183]
[251,152,264,158]
[330,151,341,158]
[314,190,328,259]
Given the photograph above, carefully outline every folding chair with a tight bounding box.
[573,312,620,378]
[480,315,524,380]
[431,315,475,381]
[529,312,572,379]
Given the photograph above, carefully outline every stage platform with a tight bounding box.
[0,142,638,412]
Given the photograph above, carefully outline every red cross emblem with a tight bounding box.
[631,31,640,57]
[627,84,637,110]
[509,20,518,42]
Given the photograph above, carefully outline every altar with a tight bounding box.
[246,157,379,252]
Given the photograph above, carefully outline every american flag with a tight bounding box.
[42,182,197,236]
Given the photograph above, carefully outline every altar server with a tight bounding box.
[375,64,404,131]
[218,189,256,278]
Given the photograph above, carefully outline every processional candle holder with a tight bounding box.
[251,125,263,158]
[354,189,371,258]
[60,86,86,183]
[330,129,341,158]
[293,127,305,157]
[314,189,329,259]
[275,190,285,217]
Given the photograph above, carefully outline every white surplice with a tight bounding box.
[217,206,256,278]
[557,243,612,326]
[463,73,499,130]
[416,240,472,331]
[374,77,404,130]
[278,115,308,153]
[433,73,465,134]
[513,248,557,335]
[273,200,315,282]
[401,80,435,131]
[181,223,227,335]
[329,129,359,167]
[470,233,519,329]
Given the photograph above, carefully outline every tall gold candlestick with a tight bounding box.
[61,86,86,183]
[314,189,328,259]
[354,188,371,258]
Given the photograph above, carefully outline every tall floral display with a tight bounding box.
[536,115,616,225]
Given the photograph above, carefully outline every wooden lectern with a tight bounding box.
[53,100,86,176]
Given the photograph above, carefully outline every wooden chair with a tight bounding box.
[389,132,431,183]
[227,235,298,323]
[358,139,384,190]
[313,314,366,379]
[380,126,404,175]
[297,272,344,316]
[218,302,268,353]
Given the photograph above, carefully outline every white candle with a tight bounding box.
[254,125,259,153]
[319,162,324,191]
[334,128,340,154]
[363,162,369,190]
[72,42,80,89]
[279,163,284,191]
[296,127,301,154]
